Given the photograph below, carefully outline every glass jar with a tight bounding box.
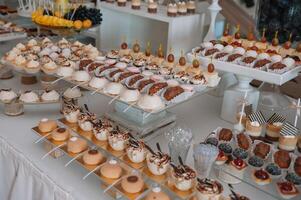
[256,0,301,43]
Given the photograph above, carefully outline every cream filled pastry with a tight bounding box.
[67,136,88,154]
[78,111,97,132]
[196,178,223,200]
[62,103,81,123]
[100,159,122,179]
[146,151,170,176]
[19,91,39,103]
[25,60,40,73]
[137,94,165,111]
[0,89,17,103]
[93,120,113,141]
[42,61,58,74]
[108,128,130,151]
[63,87,82,99]
[82,149,104,165]
[41,90,60,102]
[171,164,196,191]
[56,66,74,77]
[145,187,170,200]
[119,88,140,103]
[103,82,124,96]
[126,139,147,163]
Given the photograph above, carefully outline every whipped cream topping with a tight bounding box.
[152,187,161,193]
[109,159,117,165]
[250,121,260,127]
[70,137,78,142]
[273,122,283,127]
[41,118,49,122]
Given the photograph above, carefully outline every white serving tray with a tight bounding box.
[187,53,301,86]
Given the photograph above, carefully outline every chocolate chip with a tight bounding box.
[127,175,138,183]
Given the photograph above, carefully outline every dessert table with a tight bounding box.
[0,74,298,200]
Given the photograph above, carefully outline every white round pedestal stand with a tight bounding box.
[221,75,260,123]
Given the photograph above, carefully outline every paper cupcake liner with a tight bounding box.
[265,162,284,179]
[271,147,294,170]
[267,67,288,74]
[233,132,253,152]
[250,140,272,160]
[216,128,235,144]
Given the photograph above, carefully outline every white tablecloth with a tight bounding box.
[0,136,72,200]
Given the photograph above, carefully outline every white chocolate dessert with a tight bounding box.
[56,66,74,77]
[41,90,60,102]
[146,152,170,176]
[19,91,39,103]
[103,82,124,96]
[88,77,108,89]
[119,88,140,103]
[72,70,90,82]
[137,94,165,111]
[0,89,17,103]
[108,128,129,151]
[63,87,82,99]
[126,139,147,163]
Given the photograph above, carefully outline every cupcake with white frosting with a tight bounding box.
[41,90,60,102]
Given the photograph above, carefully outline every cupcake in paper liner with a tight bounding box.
[247,155,264,169]
[105,69,124,82]
[234,132,252,151]
[252,59,271,71]
[267,62,288,74]
[218,142,233,155]
[251,140,272,161]
[216,127,234,143]
[272,149,293,170]
[214,52,229,61]
[147,82,168,96]
[265,162,283,179]
[94,66,117,77]
[124,74,145,89]
[136,78,155,93]
[285,169,301,187]
[161,85,194,105]
[232,148,249,160]
[226,53,243,64]
[239,56,257,67]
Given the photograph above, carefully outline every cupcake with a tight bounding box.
[126,139,147,163]
[62,103,81,123]
[177,1,187,15]
[146,151,170,176]
[117,0,126,7]
[78,111,97,132]
[248,156,264,168]
[196,178,223,200]
[167,3,177,17]
[0,89,17,103]
[108,128,130,151]
[171,164,196,191]
[92,119,112,141]
[148,0,157,13]
[25,60,40,74]
[41,90,60,102]
[131,0,141,10]
[42,61,58,74]
[253,141,270,160]
[187,0,196,14]
[265,163,282,179]
[19,91,39,103]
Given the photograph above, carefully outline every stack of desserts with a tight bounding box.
[2,37,100,74]
[0,88,61,104]
[204,126,300,199]
[190,25,301,74]
[0,19,25,36]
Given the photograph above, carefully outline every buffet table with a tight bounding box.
[0,74,292,200]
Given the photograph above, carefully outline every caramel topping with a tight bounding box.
[121,42,128,49]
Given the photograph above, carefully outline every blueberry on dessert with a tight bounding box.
[285,172,301,186]
[233,148,248,160]
[218,143,232,155]
[248,156,264,168]
[265,163,282,177]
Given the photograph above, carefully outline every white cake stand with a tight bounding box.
[187,55,301,123]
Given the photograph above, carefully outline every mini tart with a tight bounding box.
[67,137,88,154]
[100,160,122,179]
[38,118,57,133]
[252,169,271,185]
[121,174,144,194]
[277,181,299,199]
[82,149,104,165]
[51,127,70,142]
[215,150,228,165]
[230,158,247,170]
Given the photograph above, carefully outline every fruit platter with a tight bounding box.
[32,5,102,35]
